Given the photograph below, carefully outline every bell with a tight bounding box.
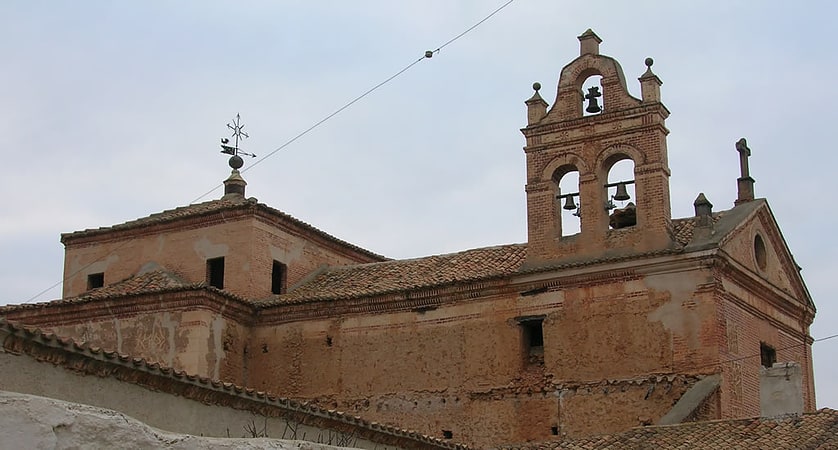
[585,97,601,114]
[562,195,577,210]
[613,182,631,201]
[584,86,602,114]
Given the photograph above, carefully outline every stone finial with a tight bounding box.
[578,29,602,56]
[639,57,663,103]
[526,82,549,125]
[735,138,755,205]
[223,169,247,199]
[694,193,713,227]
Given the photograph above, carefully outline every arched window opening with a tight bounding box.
[554,168,581,236]
[582,75,603,116]
[605,158,636,229]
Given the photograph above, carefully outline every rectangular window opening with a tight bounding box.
[760,342,776,369]
[207,257,225,289]
[87,272,104,290]
[518,316,545,363]
[271,260,287,295]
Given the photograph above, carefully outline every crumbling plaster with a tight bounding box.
[0,352,400,450]
[0,391,360,450]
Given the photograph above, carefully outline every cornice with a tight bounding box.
[256,277,516,325]
[2,288,258,328]
[62,207,256,248]
[521,103,669,138]
[258,250,715,325]
[714,253,815,334]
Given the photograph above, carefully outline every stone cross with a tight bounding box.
[735,138,750,179]
[735,138,755,204]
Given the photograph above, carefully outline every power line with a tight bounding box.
[19,1,516,304]
[191,0,515,204]
[700,333,837,372]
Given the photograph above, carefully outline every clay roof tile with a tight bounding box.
[271,243,527,304]
[499,408,838,449]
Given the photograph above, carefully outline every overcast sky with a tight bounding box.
[2,1,837,409]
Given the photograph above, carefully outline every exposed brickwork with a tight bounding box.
[522,37,673,266]
[61,198,385,300]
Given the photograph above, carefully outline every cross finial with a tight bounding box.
[735,138,751,178]
[220,113,256,170]
[734,137,755,205]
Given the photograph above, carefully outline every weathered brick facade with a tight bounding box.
[1,30,816,448]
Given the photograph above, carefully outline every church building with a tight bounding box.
[0,30,817,448]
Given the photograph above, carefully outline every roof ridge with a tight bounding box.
[60,197,387,261]
[324,242,528,271]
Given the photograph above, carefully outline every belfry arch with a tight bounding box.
[552,165,581,236]
[603,156,636,229]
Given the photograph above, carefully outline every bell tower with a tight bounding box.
[521,30,674,266]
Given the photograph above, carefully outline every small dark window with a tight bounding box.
[525,321,544,349]
[207,257,225,289]
[271,260,287,295]
[760,342,776,368]
[87,272,104,290]
[551,426,559,436]
[442,430,453,439]
[518,316,545,362]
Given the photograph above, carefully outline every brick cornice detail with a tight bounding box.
[522,104,669,138]
[3,289,258,328]
[714,257,814,338]
[257,278,516,325]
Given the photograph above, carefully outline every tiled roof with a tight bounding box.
[61,196,386,261]
[274,243,528,303]
[268,211,731,305]
[23,205,752,311]
[0,270,254,315]
[0,270,191,313]
[671,216,698,246]
[670,213,725,246]
[501,409,838,449]
[61,197,252,240]
[80,269,193,298]
[0,319,468,450]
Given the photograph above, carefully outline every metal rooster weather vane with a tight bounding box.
[220,113,256,170]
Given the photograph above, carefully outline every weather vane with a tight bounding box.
[220,113,256,170]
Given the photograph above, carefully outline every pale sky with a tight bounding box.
[2,1,837,409]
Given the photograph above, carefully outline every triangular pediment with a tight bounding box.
[717,200,813,309]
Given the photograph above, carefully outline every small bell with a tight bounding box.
[584,86,602,114]
[613,182,630,201]
[563,195,577,210]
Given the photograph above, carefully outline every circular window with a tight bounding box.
[754,234,767,271]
